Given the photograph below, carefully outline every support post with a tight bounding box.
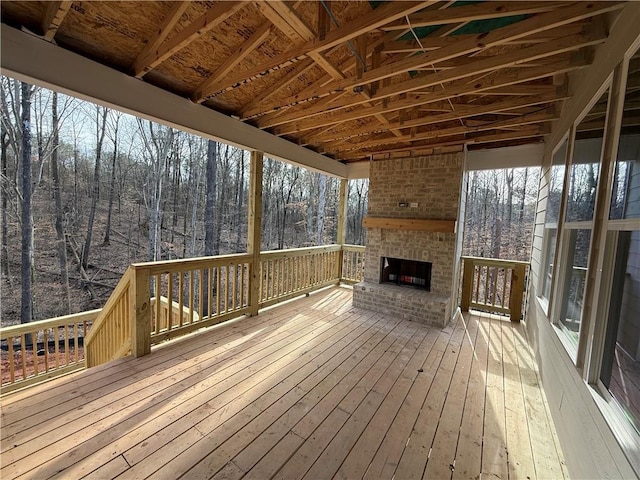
[130,266,151,357]
[248,150,264,316]
[337,178,348,282]
[509,263,526,322]
[461,258,474,312]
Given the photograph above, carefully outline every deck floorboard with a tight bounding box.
[0,287,567,480]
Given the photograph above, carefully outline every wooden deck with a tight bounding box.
[0,287,567,480]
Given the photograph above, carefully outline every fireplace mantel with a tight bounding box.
[362,216,456,233]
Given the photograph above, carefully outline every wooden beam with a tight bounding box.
[270,60,575,136]
[41,1,73,41]
[197,1,437,99]
[262,30,601,131]
[257,1,346,82]
[193,23,272,103]
[285,2,622,107]
[132,1,190,78]
[382,1,570,31]
[382,24,585,54]
[238,58,316,117]
[309,93,563,145]
[339,127,545,161]
[326,111,557,152]
[248,150,264,317]
[362,217,456,233]
[134,1,244,77]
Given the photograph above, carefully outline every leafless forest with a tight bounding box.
[0,79,368,325]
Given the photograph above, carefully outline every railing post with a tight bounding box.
[461,257,474,312]
[130,266,151,357]
[248,150,263,316]
[509,263,527,322]
[337,178,348,283]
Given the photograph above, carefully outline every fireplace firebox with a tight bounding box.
[380,257,432,291]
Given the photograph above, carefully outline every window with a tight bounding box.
[597,47,640,438]
[553,88,610,358]
[540,139,568,303]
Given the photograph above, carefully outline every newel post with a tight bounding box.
[130,266,151,357]
[461,257,474,312]
[337,178,348,282]
[248,150,264,316]
[509,263,527,322]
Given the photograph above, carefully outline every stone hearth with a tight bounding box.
[353,152,466,327]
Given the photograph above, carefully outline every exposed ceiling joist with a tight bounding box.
[272,56,589,136]
[382,1,570,31]
[197,1,437,100]
[40,1,72,42]
[193,23,272,103]
[266,2,621,113]
[131,1,190,78]
[134,1,244,77]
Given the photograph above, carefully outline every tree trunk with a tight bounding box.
[1,121,10,281]
[50,92,71,313]
[317,174,326,245]
[82,106,108,270]
[235,153,244,251]
[204,140,217,257]
[20,82,33,324]
[103,114,120,245]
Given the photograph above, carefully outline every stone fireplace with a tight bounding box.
[353,151,466,327]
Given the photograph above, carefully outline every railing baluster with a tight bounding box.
[189,269,195,324]
[178,271,184,327]
[216,266,222,315]
[8,337,15,383]
[167,272,174,331]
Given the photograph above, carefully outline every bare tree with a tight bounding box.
[81,106,108,270]
[103,111,122,245]
[50,91,71,313]
[20,81,33,324]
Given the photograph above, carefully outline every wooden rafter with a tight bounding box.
[256,1,345,81]
[382,1,569,31]
[307,90,567,145]
[193,23,272,103]
[326,110,557,153]
[41,1,72,41]
[260,30,603,131]
[238,59,317,117]
[132,1,190,78]
[263,2,620,115]
[271,56,589,136]
[134,1,244,77]
[382,24,585,54]
[337,127,546,160]
[196,1,437,100]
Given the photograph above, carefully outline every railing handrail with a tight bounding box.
[260,244,341,259]
[133,253,253,276]
[0,309,102,339]
[342,244,366,250]
[461,255,530,266]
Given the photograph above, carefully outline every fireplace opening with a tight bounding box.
[380,257,432,291]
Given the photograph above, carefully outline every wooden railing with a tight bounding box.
[3,245,363,382]
[147,253,252,344]
[341,244,365,284]
[258,245,342,308]
[461,256,528,322]
[84,267,134,367]
[1,309,101,393]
